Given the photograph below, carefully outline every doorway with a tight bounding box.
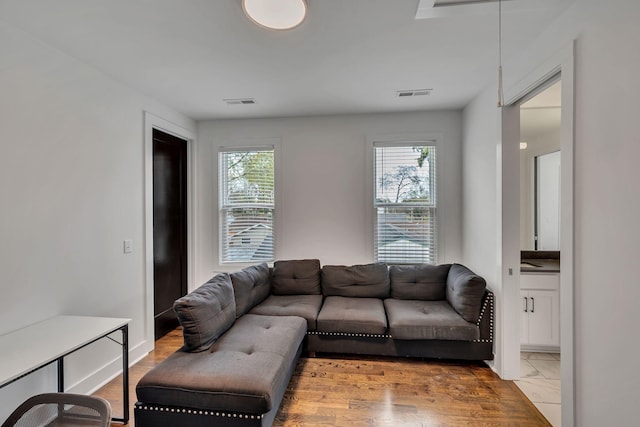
[515,79,562,426]
[152,129,188,340]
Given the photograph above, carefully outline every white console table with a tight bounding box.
[0,315,131,424]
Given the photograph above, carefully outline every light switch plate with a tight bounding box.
[123,239,133,254]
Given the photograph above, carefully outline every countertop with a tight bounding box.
[521,250,560,273]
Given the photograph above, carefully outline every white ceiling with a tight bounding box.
[0,0,574,120]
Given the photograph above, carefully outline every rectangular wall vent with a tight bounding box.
[397,89,432,97]
[224,98,256,105]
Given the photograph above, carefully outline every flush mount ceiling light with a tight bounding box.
[242,0,307,30]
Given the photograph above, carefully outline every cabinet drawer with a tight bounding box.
[520,273,559,290]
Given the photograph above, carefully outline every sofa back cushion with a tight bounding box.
[173,273,236,352]
[321,263,390,298]
[446,263,487,322]
[230,263,271,317]
[389,264,451,300]
[271,259,321,295]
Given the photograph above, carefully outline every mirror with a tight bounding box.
[536,151,561,249]
[520,81,561,250]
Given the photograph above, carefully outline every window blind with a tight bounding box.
[219,147,274,263]
[374,143,437,264]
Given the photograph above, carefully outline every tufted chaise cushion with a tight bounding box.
[136,314,307,414]
[173,273,236,352]
[230,263,271,317]
[321,263,390,298]
[271,259,322,295]
[389,264,451,300]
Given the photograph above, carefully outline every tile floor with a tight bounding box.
[515,352,561,426]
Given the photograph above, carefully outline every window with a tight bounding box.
[374,142,437,264]
[219,146,274,263]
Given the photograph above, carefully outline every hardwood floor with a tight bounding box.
[95,328,550,426]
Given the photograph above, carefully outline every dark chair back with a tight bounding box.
[1,393,111,427]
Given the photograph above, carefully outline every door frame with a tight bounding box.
[501,43,575,426]
[144,112,196,351]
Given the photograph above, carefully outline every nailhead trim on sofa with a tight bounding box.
[307,331,392,339]
[473,291,494,343]
[135,403,264,420]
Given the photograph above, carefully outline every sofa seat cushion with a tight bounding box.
[136,314,307,414]
[384,299,479,341]
[249,294,323,330]
[317,296,387,335]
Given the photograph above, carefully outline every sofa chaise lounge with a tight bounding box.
[134,260,494,427]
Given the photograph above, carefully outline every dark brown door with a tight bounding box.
[153,129,188,340]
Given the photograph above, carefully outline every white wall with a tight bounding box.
[571,3,640,425]
[196,111,463,279]
[463,1,640,425]
[462,89,500,284]
[0,21,194,418]
[462,84,502,372]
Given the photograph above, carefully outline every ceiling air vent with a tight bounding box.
[397,89,432,98]
[416,0,516,19]
[223,98,256,105]
[433,0,513,6]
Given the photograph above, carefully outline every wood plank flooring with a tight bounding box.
[94,328,550,426]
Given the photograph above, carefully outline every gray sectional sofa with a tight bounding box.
[135,260,494,427]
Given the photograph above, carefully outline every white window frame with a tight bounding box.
[218,145,276,265]
[371,139,440,265]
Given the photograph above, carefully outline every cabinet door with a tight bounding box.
[527,290,560,347]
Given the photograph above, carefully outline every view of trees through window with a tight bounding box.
[375,144,437,264]
[220,148,274,263]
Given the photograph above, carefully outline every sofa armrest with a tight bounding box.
[474,290,494,343]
